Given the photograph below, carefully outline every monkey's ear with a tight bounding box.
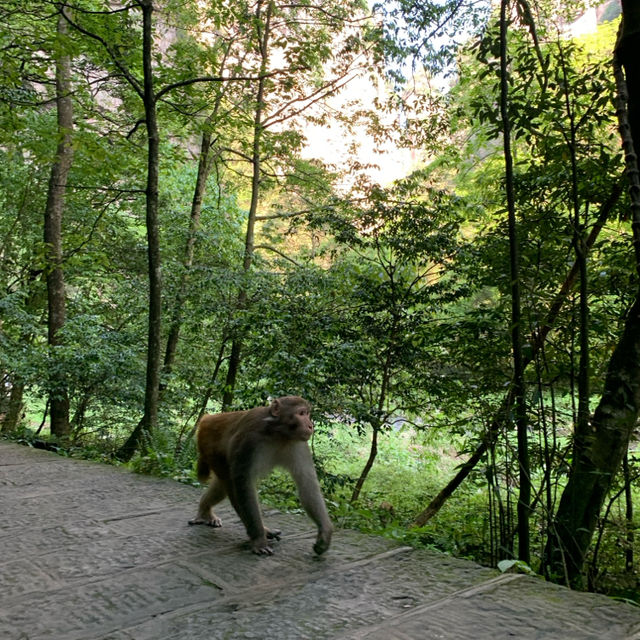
[269,399,281,417]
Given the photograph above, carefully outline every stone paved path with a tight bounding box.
[1,440,640,639]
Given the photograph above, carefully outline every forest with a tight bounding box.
[1,0,639,600]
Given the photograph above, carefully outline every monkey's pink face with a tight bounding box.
[269,397,314,441]
[291,406,313,441]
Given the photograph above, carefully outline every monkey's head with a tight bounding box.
[268,396,313,441]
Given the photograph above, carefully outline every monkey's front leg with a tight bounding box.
[248,521,273,555]
[313,525,333,555]
[288,447,333,555]
[246,514,274,555]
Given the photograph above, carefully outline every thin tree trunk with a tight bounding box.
[619,1,640,189]
[574,242,590,456]
[616,8,640,263]
[559,43,591,462]
[35,400,49,436]
[500,0,530,564]
[414,432,496,527]
[532,183,622,352]
[117,0,162,460]
[221,337,243,410]
[161,131,214,384]
[174,337,228,457]
[538,350,557,564]
[70,390,91,436]
[623,453,634,573]
[162,46,237,402]
[351,424,379,503]
[222,0,273,410]
[44,8,74,440]
[351,310,396,503]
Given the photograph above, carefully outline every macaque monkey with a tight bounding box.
[189,395,333,556]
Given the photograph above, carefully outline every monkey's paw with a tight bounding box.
[188,516,222,527]
[313,529,332,555]
[250,536,275,555]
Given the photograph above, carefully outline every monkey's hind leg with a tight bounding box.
[189,477,226,527]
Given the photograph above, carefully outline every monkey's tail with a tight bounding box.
[196,457,211,483]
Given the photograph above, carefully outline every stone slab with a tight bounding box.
[1,440,639,640]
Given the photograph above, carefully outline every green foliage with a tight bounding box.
[373,0,491,82]
[498,559,536,575]
[129,427,196,485]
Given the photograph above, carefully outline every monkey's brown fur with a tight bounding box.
[189,396,333,555]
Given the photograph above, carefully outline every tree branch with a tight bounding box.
[59,3,144,98]
[254,244,302,266]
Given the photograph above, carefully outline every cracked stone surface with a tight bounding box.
[1,440,639,639]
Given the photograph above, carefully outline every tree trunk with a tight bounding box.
[558,39,592,462]
[1,378,25,433]
[573,235,590,460]
[222,0,273,410]
[499,0,530,564]
[44,9,74,440]
[617,3,640,264]
[351,424,379,503]
[70,390,91,436]
[619,1,640,174]
[161,47,232,402]
[544,9,640,584]
[623,453,634,573]
[414,436,491,527]
[222,337,243,410]
[162,131,215,385]
[174,337,228,456]
[117,0,162,460]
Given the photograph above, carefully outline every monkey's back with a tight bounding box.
[195,407,268,481]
